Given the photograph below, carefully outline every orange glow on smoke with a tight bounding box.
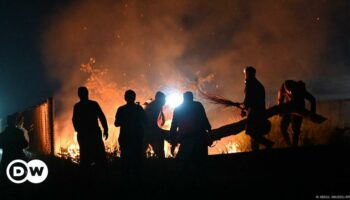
[55,58,244,161]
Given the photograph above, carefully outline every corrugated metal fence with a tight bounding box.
[0,98,54,155]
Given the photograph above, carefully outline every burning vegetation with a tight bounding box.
[55,58,186,161]
[33,0,350,162]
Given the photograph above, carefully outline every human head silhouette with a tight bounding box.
[78,87,89,101]
[284,80,296,92]
[7,114,17,127]
[243,66,256,80]
[125,90,136,104]
[155,91,166,106]
[183,91,194,103]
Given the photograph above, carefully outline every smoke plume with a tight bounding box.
[41,0,350,154]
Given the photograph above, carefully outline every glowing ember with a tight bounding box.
[225,141,239,154]
[145,144,155,158]
[67,143,79,159]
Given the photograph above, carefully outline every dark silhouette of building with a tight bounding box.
[278,80,316,146]
[170,91,211,187]
[72,87,108,177]
[242,66,274,151]
[0,114,28,182]
[115,90,147,187]
[143,91,166,158]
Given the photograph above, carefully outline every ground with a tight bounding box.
[0,145,349,200]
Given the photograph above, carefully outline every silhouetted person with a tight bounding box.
[115,90,147,188]
[0,114,28,182]
[241,66,274,151]
[142,91,167,158]
[170,91,211,187]
[72,87,108,183]
[278,80,316,146]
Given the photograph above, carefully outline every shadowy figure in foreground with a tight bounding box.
[72,87,108,185]
[143,91,167,158]
[170,91,211,188]
[278,80,316,146]
[115,90,147,188]
[241,66,274,151]
[0,114,28,182]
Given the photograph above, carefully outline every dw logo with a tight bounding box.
[6,159,49,184]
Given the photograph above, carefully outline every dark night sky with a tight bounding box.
[0,0,65,117]
[0,0,350,118]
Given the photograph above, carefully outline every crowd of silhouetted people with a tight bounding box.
[0,66,317,192]
[69,66,317,189]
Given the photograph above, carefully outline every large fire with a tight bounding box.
[40,0,342,163]
[55,58,200,161]
[55,58,243,162]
